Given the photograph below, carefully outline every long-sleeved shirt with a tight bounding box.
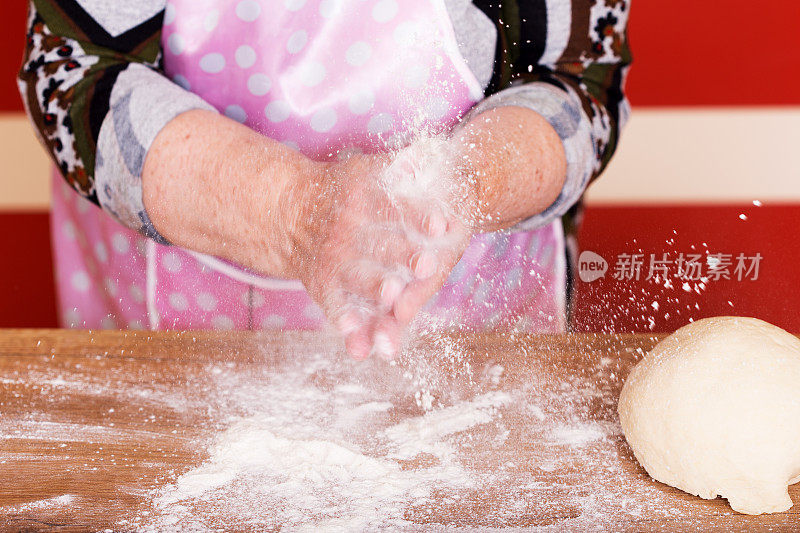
[19,0,630,238]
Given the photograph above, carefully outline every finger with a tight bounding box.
[353,226,420,269]
[337,260,409,307]
[323,293,372,361]
[393,278,440,325]
[350,226,451,284]
[370,316,403,361]
[379,274,405,308]
[396,202,452,240]
[335,307,363,336]
[325,288,374,335]
[345,327,373,361]
[409,250,437,280]
[423,208,448,238]
[354,231,444,283]
[331,299,378,361]
[365,189,449,237]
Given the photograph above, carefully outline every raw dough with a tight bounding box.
[618,316,800,515]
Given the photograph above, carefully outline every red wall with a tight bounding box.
[0,2,27,112]
[0,214,57,328]
[574,204,800,333]
[625,0,800,106]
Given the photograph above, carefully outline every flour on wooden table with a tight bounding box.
[0,338,690,531]
[0,494,75,514]
[134,344,685,531]
[144,353,508,531]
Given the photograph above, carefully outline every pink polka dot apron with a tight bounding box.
[51,0,567,333]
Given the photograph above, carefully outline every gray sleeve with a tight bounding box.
[95,65,216,241]
[443,0,497,90]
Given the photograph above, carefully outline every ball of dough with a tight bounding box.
[618,316,800,515]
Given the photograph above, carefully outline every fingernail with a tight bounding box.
[411,251,436,279]
[337,311,360,335]
[379,276,404,307]
[426,211,447,238]
[346,333,371,361]
[371,332,397,361]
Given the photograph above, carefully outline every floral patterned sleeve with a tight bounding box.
[17,0,214,238]
[471,0,632,230]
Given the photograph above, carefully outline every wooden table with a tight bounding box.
[0,330,797,531]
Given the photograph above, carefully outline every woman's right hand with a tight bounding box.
[287,150,471,360]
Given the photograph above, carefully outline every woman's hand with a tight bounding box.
[288,145,475,360]
[143,105,567,360]
[143,109,319,278]
[143,110,472,360]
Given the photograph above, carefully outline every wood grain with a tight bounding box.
[0,329,797,531]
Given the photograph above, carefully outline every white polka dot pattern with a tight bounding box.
[164,3,177,25]
[261,314,286,329]
[372,0,398,23]
[212,315,235,329]
[348,89,374,115]
[236,0,261,21]
[264,100,291,123]
[310,108,337,132]
[64,308,81,328]
[199,53,226,73]
[172,74,191,90]
[112,233,129,254]
[94,242,108,263]
[71,271,90,292]
[204,10,220,32]
[225,104,248,123]
[62,221,76,240]
[235,45,257,68]
[162,252,183,273]
[196,292,218,311]
[297,62,326,87]
[345,41,371,66]
[104,278,118,297]
[129,284,145,304]
[247,73,272,96]
[167,33,185,55]
[403,62,429,89]
[367,113,393,135]
[284,0,307,11]
[318,0,341,19]
[169,292,189,312]
[286,30,308,54]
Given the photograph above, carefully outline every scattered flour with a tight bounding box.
[2,494,75,514]
[385,391,512,460]
[548,421,609,447]
[1,337,691,531]
[147,361,511,531]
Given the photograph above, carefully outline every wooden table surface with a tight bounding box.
[0,329,797,532]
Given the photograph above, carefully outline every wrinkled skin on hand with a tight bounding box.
[288,140,477,360]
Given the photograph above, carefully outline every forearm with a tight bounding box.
[142,109,322,278]
[454,106,566,231]
[453,106,567,232]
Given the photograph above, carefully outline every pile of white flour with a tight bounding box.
[140,346,511,531]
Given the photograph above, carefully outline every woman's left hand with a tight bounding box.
[376,138,479,342]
